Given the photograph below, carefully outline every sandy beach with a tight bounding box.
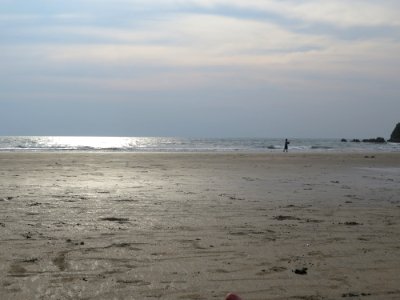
[0,152,399,300]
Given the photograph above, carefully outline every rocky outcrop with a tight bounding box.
[362,137,386,143]
[389,123,400,143]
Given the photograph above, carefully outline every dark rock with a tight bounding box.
[344,221,361,226]
[341,138,347,142]
[376,137,385,143]
[22,232,32,239]
[22,257,39,263]
[362,137,386,143]
[351,139,360,143]
[389,122,400,143]
[293,267,308,275]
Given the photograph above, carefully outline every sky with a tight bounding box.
[1,0,399,138]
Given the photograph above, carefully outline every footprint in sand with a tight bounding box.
[52,252,68,271]
[9,263,27,276]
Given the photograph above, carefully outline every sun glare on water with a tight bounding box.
[35,136,178,151]
[43,136,135,150]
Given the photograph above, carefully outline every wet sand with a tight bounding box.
[0,152,399,299]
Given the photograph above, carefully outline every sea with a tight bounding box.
[0,136,399,153]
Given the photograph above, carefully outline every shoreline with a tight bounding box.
[1,152,399,299]
[1,136,399,154]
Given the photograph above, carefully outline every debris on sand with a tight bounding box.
[274,215,301,221]
[344,221,361,226]
[293,267,308,275]
[99,217,130,223]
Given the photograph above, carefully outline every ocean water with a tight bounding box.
[0,136,399,153]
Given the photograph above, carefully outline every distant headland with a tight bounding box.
[389,123,400,143]
[341,122,400,144]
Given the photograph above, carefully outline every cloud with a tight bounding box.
[214,0,400,28]
[1,0,400,95]
[92,0,400,28]
[4,0,400,28]
[9,14,329,65]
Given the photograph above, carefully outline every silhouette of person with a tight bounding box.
[283,138,290,152]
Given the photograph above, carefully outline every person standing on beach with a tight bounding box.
[283,138,290,152]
